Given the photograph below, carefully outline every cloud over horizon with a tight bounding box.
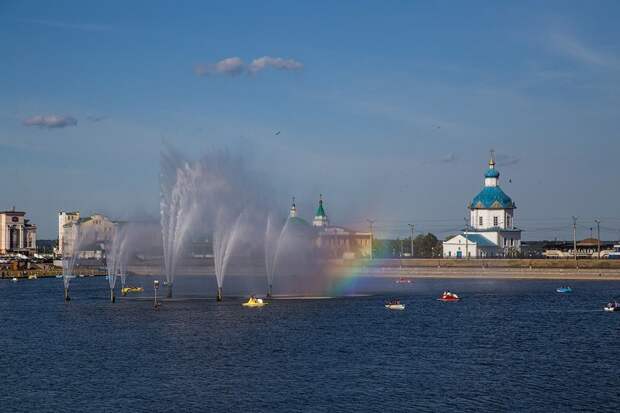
[22,115,78,129]
[194,56,302,77]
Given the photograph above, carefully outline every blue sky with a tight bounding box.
[2,0,620,240]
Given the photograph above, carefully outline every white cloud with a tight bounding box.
[248,56,303,73]
[549,32,618,68]
[194,56,303,77]
[23,115,78,129]
[194,57,245,77]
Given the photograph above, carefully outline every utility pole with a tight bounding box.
[367,219,375,260]
[464,217,469,260]
[595,219,601,259]
[572,216,578,266]
[408,224,415,258]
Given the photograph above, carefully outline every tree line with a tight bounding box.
[372,233,442,258]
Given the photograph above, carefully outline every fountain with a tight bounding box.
[160,148,201,298]
[61,224,82,301]
[264,213,294,298]
[160,144,279,300]
[213,209,246,301]
[105,223,130,302]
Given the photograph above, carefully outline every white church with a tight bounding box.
[443,153,522,258]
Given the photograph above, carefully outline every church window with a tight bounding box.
[493,216,498,227]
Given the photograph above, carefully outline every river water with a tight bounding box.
[1,276,619,412]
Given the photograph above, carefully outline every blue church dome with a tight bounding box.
[484,168,500,178]
[470,186,515,209]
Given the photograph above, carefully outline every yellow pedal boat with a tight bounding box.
[242,297,267,307]
[121,286,144,295]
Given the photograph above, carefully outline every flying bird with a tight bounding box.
[275,131,281,135]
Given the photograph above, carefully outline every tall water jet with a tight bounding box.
[105,223,130,303]
[61,224,82,302]
[160,148,200,298]
[265,210,294,298]
[213,210,246,301]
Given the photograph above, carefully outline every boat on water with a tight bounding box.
[556,287,572,293]
[604,301,620,312]
[55,275,63,279]
[28,275,37,280]
[438,291,460,302]
[11,277,18,282]
[121,286,144,295]
[242,296,267,307]
[395,277,412,284]
[385,299,405,310]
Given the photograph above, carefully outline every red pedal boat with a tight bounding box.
[438,291,460,302]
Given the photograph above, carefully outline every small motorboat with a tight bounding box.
[28,275,37,280]
[385,299,405,310]
[55,275,63,279]
[438,291,460,302]
[556,287,572,293]
[395,277,412,284]
[121,286,144,295]
[11,277,18,282]
[604,301,620,312]
[242,296,267,307]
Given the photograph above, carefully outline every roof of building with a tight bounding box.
[470,186,515,209]
[463,234,497,246]
[315,196,326,217]
[484,167,500,178]
[444,233,497,246]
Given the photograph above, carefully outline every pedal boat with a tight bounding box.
[242,297,267,307]
[121,286,144,295]
[438,291,460,302]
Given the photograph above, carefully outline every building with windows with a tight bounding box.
[59,212,116,258]
[311,196,372,259]
[443,153,522,258]
[0,208,37,255]
[279,196,372,259]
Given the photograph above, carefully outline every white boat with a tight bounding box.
[604,302,620,312]
[11,277,18,282]
[28,275,37,280]
[385,299,405,310]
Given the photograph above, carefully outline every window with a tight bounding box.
[493,216,498,227]
[479,216,483,226]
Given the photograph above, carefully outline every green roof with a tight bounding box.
[315,199,326,217]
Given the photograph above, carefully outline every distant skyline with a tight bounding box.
[2,1,620,240]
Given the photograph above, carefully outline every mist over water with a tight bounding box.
[158,143,327,298]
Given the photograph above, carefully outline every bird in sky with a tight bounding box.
[275,131,281,135]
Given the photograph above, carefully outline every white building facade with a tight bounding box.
[59,212,116,258]
[443,154,522,258]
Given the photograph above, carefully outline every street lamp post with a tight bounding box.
[408,224,415,258]
[595,219,601,259]
[153,280,160,309]
[367,219,375,260]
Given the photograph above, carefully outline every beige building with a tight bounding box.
[0,208,37,255]
[310,196,372,259]
[59,212,116,258]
